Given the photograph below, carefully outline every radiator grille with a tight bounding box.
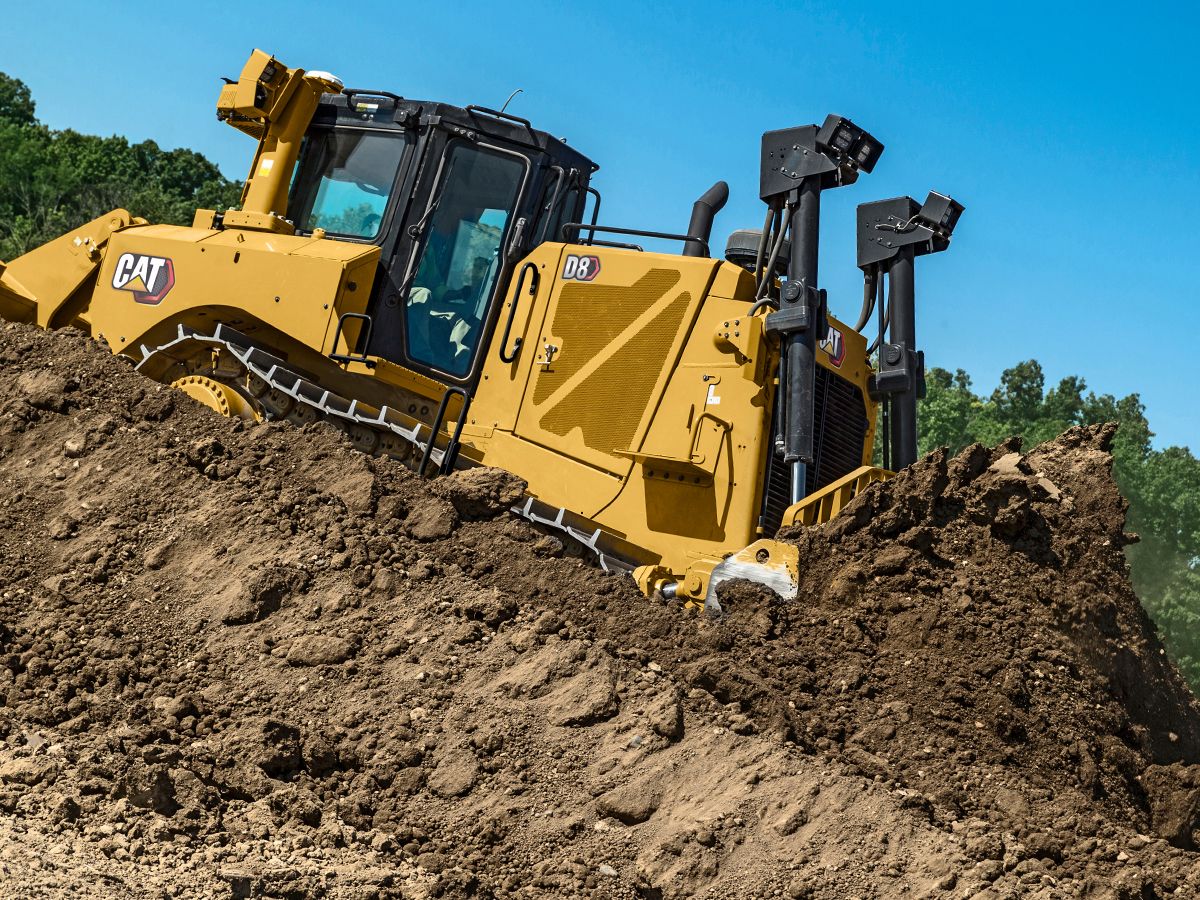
[760,365,870,535]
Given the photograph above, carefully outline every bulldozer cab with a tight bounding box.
[286,93,597,387]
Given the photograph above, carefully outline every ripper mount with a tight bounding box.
[858,191,964,470]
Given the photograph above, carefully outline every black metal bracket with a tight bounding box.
[499,263,539,363]
[761,115,883,202]
[870,346,925,399]
[765,285,826,338]
[561,223,708,256]
[856,192,963,270]
[329,313,376,368]
[419,387,472,478]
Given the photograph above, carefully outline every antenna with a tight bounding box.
[499,88,523,115]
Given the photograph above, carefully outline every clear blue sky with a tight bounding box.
[3,1,1196,450]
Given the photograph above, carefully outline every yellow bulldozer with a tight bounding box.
[0,50,962,610]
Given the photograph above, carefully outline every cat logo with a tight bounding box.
[819,324,846,367]
[111,253,175,305]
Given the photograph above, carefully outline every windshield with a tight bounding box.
[289,128,409,239]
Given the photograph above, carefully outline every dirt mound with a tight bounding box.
[0,320,1199,899]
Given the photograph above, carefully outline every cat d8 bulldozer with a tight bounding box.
[0,50,963,609]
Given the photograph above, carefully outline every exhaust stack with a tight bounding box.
[683,181,729,257]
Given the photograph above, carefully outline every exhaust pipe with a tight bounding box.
[683,181,729,257]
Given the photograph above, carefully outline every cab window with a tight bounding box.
[290,129,409,239]
[405,143,527,378]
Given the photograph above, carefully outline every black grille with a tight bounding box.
[760,366,870,536]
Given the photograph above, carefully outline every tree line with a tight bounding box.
[3,70,1198,688]
[0,72,241,260]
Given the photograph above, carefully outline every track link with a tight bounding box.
[136,324,635,576]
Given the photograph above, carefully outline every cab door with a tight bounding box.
[369,137,532,386]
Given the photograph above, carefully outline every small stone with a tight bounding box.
[988,452,1025,476]
[63,437,86,458]
[428,750,479,798]
[596,778,662,824]
[0,758,55,786]
[597,864,618,877]
[47,515,78,541]
[645,692,684,742]
[431,467,526,519]
[286,635,354,666]
[405,500,458,541]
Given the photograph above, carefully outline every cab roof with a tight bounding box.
[313,91,599,176]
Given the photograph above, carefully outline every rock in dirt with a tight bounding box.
[405,498,459,541]
[596,776,663,824]
[644,690,685,741]
[219,566,310,625]
[432,466,527,519]
[427,750,479,798]
[286,635,354,667]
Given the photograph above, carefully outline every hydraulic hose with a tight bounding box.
[755,202,792,302]
[854,265,877,332]
[753,204,774,289]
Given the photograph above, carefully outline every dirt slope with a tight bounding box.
[0,321,1199,899]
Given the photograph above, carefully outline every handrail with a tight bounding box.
[342,88,404,105]
[586,186,601,229]
[419,387,472,477]
[561,222,709,257]
[329,312,375,368]
[499,263,539,363]
[465,104,535,135]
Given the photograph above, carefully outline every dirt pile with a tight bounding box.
[0,320,1199,899]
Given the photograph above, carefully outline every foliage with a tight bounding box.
[0,73,36,127]
[917,360,1200,687]
[0,72,241,260]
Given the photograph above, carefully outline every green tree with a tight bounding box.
[0,72,241,259]
[0,73,35,126]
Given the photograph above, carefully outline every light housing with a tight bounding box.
[917,191,964,237]
[816,114,884,174]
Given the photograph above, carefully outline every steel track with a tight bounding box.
[135,324,634,576]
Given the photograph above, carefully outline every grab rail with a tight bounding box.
[499,263,539,363]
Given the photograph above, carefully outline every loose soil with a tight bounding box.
[0,321,1198,899]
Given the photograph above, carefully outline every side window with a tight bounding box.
[405,143,527,378]
[289,129,408,239]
